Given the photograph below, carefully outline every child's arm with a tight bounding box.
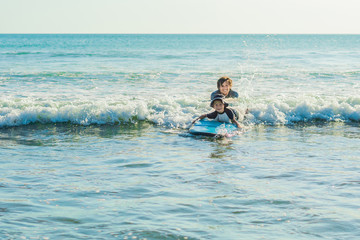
[231,118,242,128]
[192,114,207,124]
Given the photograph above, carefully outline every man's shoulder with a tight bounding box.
[211,90,220,99]
[229,90,239,98]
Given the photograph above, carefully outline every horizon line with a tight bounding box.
[1,33,360,35]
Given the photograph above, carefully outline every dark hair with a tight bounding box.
[217,76,233,89]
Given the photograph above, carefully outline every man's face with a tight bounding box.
[219,81,230,96]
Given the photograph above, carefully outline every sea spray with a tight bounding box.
[1,95,359,128]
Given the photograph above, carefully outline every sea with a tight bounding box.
[1,34,359,240]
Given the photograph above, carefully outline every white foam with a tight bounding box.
[247,96,360,125]
[1,94,359,128]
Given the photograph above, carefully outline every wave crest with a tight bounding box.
[1,96,359,128]
[247,97,360,125]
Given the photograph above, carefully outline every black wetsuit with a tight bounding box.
[206,108,236,123]
[210,89,239,100]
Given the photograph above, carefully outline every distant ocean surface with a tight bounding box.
[1,34,359,239]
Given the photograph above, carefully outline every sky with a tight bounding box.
[1,0,360,34]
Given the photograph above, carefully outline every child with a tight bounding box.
[210,76,239,100]
[192,94,242,128]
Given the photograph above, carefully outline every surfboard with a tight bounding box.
[189,119,237,137]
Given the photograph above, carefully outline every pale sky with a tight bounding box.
[1,0,359,34]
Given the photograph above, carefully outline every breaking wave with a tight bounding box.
[1,95,359,128]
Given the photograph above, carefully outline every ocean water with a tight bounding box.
[1,34,359,239]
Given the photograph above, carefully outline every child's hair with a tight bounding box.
[217,76,233,89]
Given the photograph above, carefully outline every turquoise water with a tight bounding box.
[1,34,360,239]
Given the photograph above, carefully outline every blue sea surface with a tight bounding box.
[1,34,360,239]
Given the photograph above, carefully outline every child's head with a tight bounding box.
[217,76,233,96]
[210,94,228,112]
